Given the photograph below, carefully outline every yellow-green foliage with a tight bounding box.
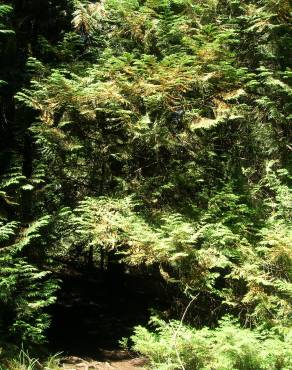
[131,316,292,370]
[0,350,61,370]
[0,166,58,347]
[1,0,291,358]
[15,0,291,330]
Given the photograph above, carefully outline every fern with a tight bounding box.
[0,5,14,35]
[131,315,292,370]
[0,168,58,348]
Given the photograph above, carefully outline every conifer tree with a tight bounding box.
[0,0,291,365]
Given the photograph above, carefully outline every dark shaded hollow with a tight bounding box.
[47,264,169,360]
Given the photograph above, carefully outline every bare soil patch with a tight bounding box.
[61,350,148,370]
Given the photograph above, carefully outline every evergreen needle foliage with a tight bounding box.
[0,0,291,367]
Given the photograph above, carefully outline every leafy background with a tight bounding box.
[0,0,291,368]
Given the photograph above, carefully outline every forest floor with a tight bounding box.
[47,268,163,370]
[61,350,147,369]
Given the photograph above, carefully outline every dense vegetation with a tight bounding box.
[0,0,291,369]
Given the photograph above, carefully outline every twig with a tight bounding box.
[172,294,199,370]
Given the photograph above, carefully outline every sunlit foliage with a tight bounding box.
[0,0,291,366]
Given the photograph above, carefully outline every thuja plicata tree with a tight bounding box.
[0,0,291,368]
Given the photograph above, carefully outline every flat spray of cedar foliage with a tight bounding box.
[0,0,291,369]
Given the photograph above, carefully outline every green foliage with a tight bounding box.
[0,166,58,348]
[0,5,14,35]
[63,169,291,327]
[0,232,58,346]
[0,350,62,370]
[1,0,291,363]
[13,0,291,328]
[131,316,292,370]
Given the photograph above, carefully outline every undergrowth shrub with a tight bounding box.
[0,350,61,370]
[131,316,292,370]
